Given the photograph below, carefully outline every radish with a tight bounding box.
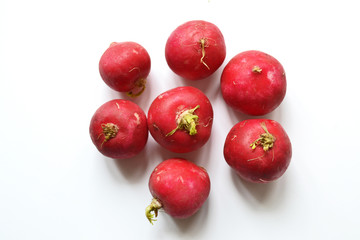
[165,20,226,80]
[99,41,151,97]
[147,86,213,153]
[89,99,148,159]
[221,50,286,115]
[145,158,210,224]
[223,119,292,183]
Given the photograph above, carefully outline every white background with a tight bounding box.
[1,0,360,239]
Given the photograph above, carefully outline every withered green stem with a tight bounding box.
[145,198,162,225]
[252,66,262,73]
[100,123,119,147]
[127,78,146,97]
[250,122,276,151]
[166,105,200,137]
[200,38,210,70]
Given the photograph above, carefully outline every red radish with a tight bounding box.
[99,41,151,97]
[223,119,292,183]
[89,99,148,159]
[145,158,210,224]
[165,20,226,80]
[147,86,213,153]
[221,50,286,116]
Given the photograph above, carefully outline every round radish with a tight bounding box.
[165,20,226,80]
[145,158,210,224]
[89,99,148,159]
[221,50,286,115]
[147,86,213,153]
[99,41,151,97]
[223,119,292,183]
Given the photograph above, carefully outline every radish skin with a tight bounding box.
[147,86,213,153]
[89,99,148,159]
[224,119,292,183]
[221,50,286,115]
[99,42,151,96]
[165,20,226,80]
[146,158,211,224]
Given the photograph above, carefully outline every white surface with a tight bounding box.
[1,0,360,239]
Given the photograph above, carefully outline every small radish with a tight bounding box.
[223,119,292,183]
[89,99,148,159]
[165,20,226,80]
[147,86,213,153]
[99,41,151,97]
[145,158,210,224]
[221,50,286,115]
